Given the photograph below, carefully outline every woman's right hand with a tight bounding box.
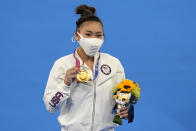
[64,67,80,86]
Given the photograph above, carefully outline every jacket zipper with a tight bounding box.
[91,80,96,131]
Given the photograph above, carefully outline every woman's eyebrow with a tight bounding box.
[85,30,103,34]
[85,30,93,33]
[96,32,103,34]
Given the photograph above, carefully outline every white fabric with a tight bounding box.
[43,49,125,131]
[77,32,104,56]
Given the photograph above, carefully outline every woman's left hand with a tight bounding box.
[119,107,128,120]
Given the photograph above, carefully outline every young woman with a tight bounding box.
[43,4,134,131]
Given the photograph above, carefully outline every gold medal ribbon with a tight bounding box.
[73,49,100,83]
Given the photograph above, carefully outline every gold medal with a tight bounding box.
[77,67,91,82]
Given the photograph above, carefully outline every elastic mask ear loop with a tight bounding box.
[77,32,83,39]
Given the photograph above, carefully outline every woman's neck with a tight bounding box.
[77,47,94,62]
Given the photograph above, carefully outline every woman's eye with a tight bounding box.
[85,34,91,36]
[96,35,102,37]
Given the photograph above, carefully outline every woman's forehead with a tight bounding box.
[79,21,103,33]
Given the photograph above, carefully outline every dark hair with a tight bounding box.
[75,4,103,31]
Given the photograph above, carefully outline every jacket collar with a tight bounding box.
[74,48,100,67]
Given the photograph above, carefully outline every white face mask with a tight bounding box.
[77,32,104,56]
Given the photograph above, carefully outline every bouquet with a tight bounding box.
[111,79,141,125]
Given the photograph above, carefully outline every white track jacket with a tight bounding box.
[43,49,125,131]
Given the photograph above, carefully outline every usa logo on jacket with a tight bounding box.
[101,64,111,75]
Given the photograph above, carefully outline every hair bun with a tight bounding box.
[75,4,96,17]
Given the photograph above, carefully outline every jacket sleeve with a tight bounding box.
[113,58,126,85]
[43,60,72,114]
